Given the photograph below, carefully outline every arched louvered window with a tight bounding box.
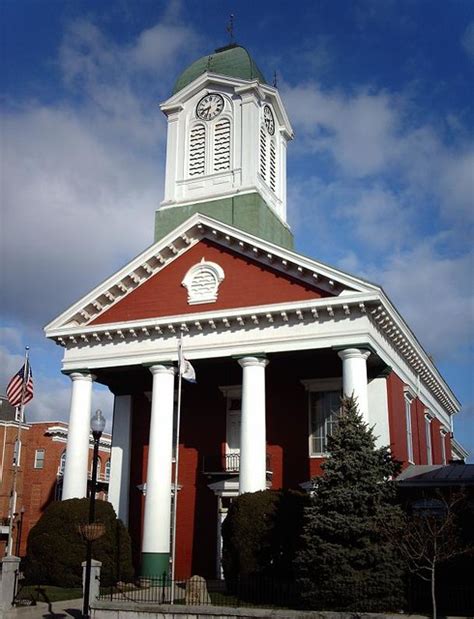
[189,124,206,176]
[213,118,231,172]
[259,126,267,179]
[269,139,276,192]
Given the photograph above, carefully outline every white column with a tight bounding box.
[62,372,95,500]
[338,348,371,422]
[108,395,132,525]
[238,356,268,494]
[141,364,176,577]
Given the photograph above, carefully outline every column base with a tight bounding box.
[140,552,170,578]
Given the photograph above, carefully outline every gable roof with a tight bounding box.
[44,212,460,416]
[45,212,376,333]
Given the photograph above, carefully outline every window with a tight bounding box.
[309,391,341,455]
[58,451,66,475]
[188,124,206,176]
[105,460,111,481]
[425,413,433,465]
[440,430,447,465]
[302,379,342,456]
[34,449,45,469]
[213,118,231,172]
[403,387,415,464]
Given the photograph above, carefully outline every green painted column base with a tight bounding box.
[140,552,170,578]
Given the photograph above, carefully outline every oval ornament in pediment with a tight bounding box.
[182,258,225,305]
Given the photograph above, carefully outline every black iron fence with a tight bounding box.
[97,573,474,614]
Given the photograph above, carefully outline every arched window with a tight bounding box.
[105,460,111,481]
[59,451,67,475]
[188,124,206,176]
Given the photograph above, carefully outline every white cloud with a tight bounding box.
[283,81,474,231]
[1,15,202,328]
[366,242,474,360]
[1,333,114,429]
[461,21,474,62]
[282,82,400,176]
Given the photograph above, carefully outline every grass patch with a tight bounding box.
[17,585,82,603]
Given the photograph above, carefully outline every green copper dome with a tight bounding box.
[173,44,267,94]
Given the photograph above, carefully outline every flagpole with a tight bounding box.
[170,332,183,603]
[7,346,30,557]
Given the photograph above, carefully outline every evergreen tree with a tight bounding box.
[295,396,404,611]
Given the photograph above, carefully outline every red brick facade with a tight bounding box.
[0,419,111,557]
[92,239,331,325]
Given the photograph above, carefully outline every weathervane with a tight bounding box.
[226,14,235,44]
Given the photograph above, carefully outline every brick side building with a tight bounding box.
[0,396,111,557]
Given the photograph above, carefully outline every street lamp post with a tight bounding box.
[82,409,106,619]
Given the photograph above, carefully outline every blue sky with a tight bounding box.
[1,0,473,460]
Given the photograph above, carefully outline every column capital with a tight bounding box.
[68,371,96,383]
[337,348,371,362]
[238,356,269,369]
[149,364,176,376]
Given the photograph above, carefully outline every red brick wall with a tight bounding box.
[386,373,409,465]
[0,422,111,557]
[92,239,330,325]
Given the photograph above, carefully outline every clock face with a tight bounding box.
[196,93,224,121]
[263,105,275,135]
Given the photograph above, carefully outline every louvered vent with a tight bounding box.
[259,126,267,179]
[213,119,231,171]
[269,139,276,192]
[189,125,206,176]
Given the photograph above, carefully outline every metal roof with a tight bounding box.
[397,464,474,487]
[173,44,267,94]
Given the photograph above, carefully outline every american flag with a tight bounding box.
[6,362,34,408]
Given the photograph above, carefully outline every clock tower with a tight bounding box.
[155,44,294,249]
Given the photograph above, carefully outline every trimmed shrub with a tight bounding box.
[24,499,133,587]
[222,489,309,583]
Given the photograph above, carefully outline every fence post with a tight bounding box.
[0,555,21,610]
[82,559,102,607]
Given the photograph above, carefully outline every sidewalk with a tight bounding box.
[1,598,82,619]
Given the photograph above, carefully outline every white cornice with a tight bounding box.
[44,213,460,418]
[44,213,375,334]
[160,73,294,139]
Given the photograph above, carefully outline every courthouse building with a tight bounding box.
[44,44,462,579]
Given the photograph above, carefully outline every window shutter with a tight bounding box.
[213,119,231,171]
[189,124,206,176]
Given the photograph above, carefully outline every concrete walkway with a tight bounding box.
[1,598,82,619]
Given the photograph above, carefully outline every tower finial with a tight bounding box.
[273,70,278,88]
[226,14,235,44]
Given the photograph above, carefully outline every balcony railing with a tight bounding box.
[202,453,272,475]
